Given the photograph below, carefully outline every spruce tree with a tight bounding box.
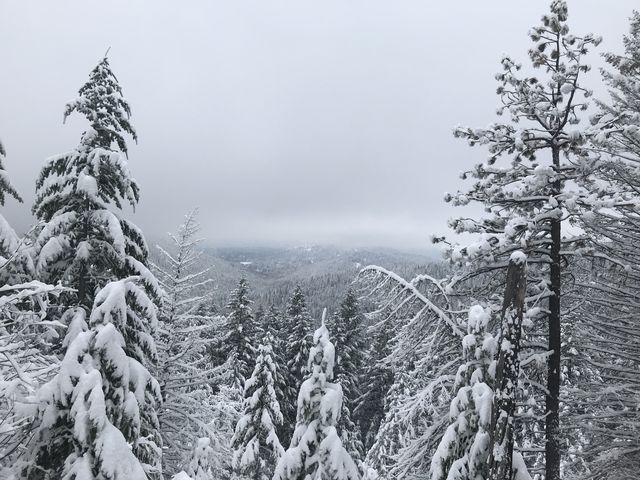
[261,305,288,441]
[353,316,394,450]
[231,333,284,480]
[329,290,366,462]
[32,56,156,311]
[221,278,256,389]
[273,315,359,480]
[282,286,313,443]
[0,138,30,285]
[23,278,163,480]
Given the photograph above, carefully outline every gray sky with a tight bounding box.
[0,1,636,250]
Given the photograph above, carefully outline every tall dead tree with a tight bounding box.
[490,252,527,480]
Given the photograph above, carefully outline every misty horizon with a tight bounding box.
[1,1,637,250]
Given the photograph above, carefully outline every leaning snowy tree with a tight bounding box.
[152,209,217,476]
[565,11,640,479]
[273,312,360,480]
[355,265,461,479]
[231,333,284,480]
[435,2,606,478]
[32,55,157,316]
[23,277,163,480]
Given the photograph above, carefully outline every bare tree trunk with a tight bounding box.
[546,145,562,480]
[490,252,527,480]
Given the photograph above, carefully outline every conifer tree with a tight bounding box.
[0,139,21,209]
[429,306,497,480]
[273,314,360,480]
[153,209,215,476]
[231,333,284,480]
[221,278,256,389]
[353,316,394,450]
[23,277,163,480]
[261,306,288,441]
[0,138,30,285]
[32,56,156,311]
[186,438,214,480]
[329,290,366,462]
[282,286,313,443]
[438,3,604,477]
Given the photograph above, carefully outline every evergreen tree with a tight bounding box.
[353,316,393,450]
[221,278,256,389]
[329,290,366,462]
[186,438,214,480]
[0,138,30,285]
[262,306,288,442]
[429,306,497,480]
[231,333,284,480]
[152,209,216,476]
[23,278,163,480]
[32,56,156,312]
[273,314,360,480]
[0,139,21,208]
[282,286,313,444]
[437,2,604,477]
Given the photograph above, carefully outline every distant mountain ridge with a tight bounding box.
[150,242,445,320]
[200,245,443,319]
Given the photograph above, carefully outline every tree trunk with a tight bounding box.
[546,145,562,480]
[490,252,527,480]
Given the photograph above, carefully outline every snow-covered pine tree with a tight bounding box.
[282,286,313,444]
[0,137,27,285]
[219,278,256,390]
[438,3,603,478]
[32,55,156,312]
[23,277,163,480]
[231,333,284,480]
[329,289,366,462]
[429,305,497,480]
[152,209,216,476]
[273,313,360,480]
[352,313,393,451]
[0,139,21,209]
[186,438,214,480]
[261,305,288,442]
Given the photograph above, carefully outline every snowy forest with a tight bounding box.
[1,1,640,479]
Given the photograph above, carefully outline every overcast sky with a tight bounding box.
[0,1,637,251]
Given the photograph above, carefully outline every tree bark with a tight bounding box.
[546,145,562,480]
[490,252,527,480]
